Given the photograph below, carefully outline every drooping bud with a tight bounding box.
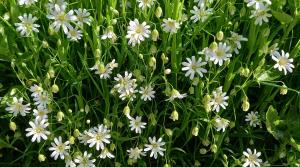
[56,111,64,122]
[155,7,163,18]
[51,84,59,93]
[149,56,156,70]
[9,121,17,132]
[38,154,46,162]
[192,126,199,136]
[151,29,159,41]
[216,31,224,41]
[280,85,288,95]
[170,110,179,121]
[242,98,250,112]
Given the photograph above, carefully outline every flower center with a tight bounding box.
[215,95,223,104]
[57,13,67,22]
[191,63,198,70]
[35,127,44,133]
[216,49,225,58]
[248,154,257,163]
[15,103,24,112]
[152,143,158,148]
[167,21,176,28]
[57,144,65,151]
[135,25,143,34]
[24,22,33,30]
[278,57,288,66]
[96,133,103,141]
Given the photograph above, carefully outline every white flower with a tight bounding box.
[74,8,91,26]
[87,124,111,150]
[49,136,70,160]
[127,147,146,160]
[6,97,31,117]
[213,117,230,132]
[129,116,147,134]
[208,42,232,66]
[139,85,155,101]
[74,151,96,167]
[65,156,76,167]
[114,71,138,100]
[242,148,263,167]
[33,91,50,108]
[25,119,50,143]
[47,4,77,33]
[182,56,207,80]
[67,27,82,41]
[15,13,40,36]
[126,19,150,46]
[47,0,68,10]
[162,18,180,33]
[245,111,261,127]
[250,6,272,26]
[29,84,43,97]
[245,0,271,9]
[33,106,49,121]
[78,130,93,145]
[271,50,294,75]
[137,0,155,10]
[144,137,166,159]
[90,60,118,79]
[166,89,187,101]
[18,0,37,6]
[190,5,213,23]
[101,27,117,42]
[99,147,115,159]
[209,86,229,112]
[228,32,248,54]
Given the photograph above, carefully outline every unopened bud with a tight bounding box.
[210,42,218,51]
[9,122,17,132]
[38,154,46,162]
[170,110,179,121]
[112,19,117,25]
[161,53,169,64]
[56,111,64,122]
[164,69,171,75]
[42,40,49,48]
[123,106,130,117]
[280,85,288,95]
[74,129,80,138]
[149,56,156,70]
[165,128,173,137]
[57,39,61,46]
[151,29,159,41]
[163,164,170,167]
[69,136,75,144]
[189,87,194,94]
[51,84,59,93]
[202,139,210,146]
[200,148,207,154]
[242,99,250,112]
[155,7,163,18]
[211,144,218,153]
[150,45,157,54]
[228,5,236,15]
[86,119,90,124]
[203,94,211,112]
[216,31,224,41]
[192,126,199,136]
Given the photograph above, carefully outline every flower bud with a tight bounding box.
[202,139,210,146]
[228,4,236,15]
[192,126,199,136]
[149,113,157,126]
[210,42,218,51]
[192,77,200,86]
[164,69,171,75]
[194,160,201,167]
[203,94,211,112]
[149,56,156,70]
[170,110,179,121]
[38,154,46,162]
[151,29,159,42]
[9,121,17,132]
[56,111,64,122]
[48,68,55,78]
[150,45,157,54]
[69,136,75,145]
[240,7,246,17]
[242,98,250,112]
[161,53,169,64]
[57,39,61,46]
[211,144,218,153]
[42,40,49,48]
[123,106,130,118]
[216,31,224,41]
[112,19,118,25]
[51,84,59,93]
[189,87,194,94]
[199,148,207,154]
[86,119,90,124]
[163,164,170,167]
[155,7,163,18]
[95,49,101,59]
[74,129,81,138]
[280,85,288,95]
[165,128,173,137]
